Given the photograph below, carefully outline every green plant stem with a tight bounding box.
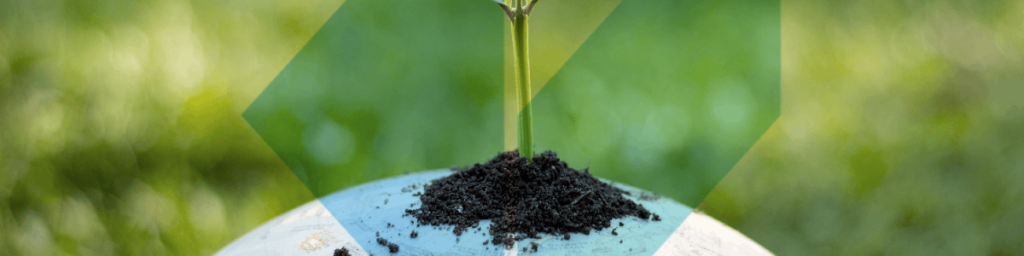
[512,13,533,161]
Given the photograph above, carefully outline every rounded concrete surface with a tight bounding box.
[216,170,773,255]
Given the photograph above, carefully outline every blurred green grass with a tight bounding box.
[699,0,1024,255]
[0,0,344,254]
[0,0,1022,255]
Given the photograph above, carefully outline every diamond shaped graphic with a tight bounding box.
[533,0,781,206]
[243,0,778,253]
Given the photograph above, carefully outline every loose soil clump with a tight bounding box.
[376,238,399,253]
[405,150,654,248]
[333,247,351,256]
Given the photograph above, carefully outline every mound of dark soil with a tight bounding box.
[404,150,654,248]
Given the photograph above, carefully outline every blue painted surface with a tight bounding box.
[320,170,692,255]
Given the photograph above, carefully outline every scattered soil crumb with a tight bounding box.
[611,228,618,236]
[405,150,656,251]
[530,242,539,252]
[652,214,661,221]
[376,238,400,253]
[410,230,418,238]
[619,222,623,227]
[334,247,351,256]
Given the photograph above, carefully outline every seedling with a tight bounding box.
[494,0,540,161]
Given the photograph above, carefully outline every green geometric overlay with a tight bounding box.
[533,0,780,206]
[244,0,779,207]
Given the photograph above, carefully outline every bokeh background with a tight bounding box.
[699,1,1024,255]
[0,0,1022,256]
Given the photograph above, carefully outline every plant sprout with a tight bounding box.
[494,0,540,161]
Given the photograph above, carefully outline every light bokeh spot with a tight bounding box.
[303,119,356,166]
